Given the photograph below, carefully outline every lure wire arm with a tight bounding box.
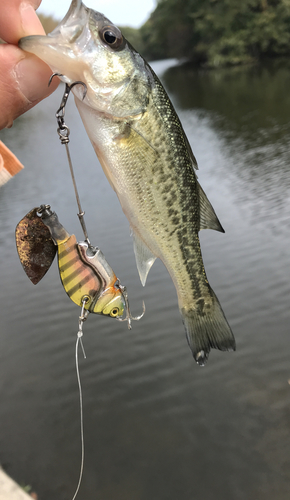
[117,284,145,330]
[49,73,90,245]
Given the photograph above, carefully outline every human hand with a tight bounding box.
[0,0,59,130]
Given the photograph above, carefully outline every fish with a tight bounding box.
[19,0,235,364]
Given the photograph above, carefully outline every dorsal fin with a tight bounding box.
[198,183,225,233]
[133,230,156,286]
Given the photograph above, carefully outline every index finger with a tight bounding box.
[0,0,44,44]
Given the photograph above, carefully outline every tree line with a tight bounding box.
[126,0,290,66]
[39,1,290,67]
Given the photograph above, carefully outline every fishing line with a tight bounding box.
[47,78,146,496]
[71,298,88,500]
[50,78,90,499]
[72,336,85,500]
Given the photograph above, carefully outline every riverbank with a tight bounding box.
[0,468,35,500]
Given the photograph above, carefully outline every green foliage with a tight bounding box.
[32,4,290,67]
[140,0,193,61]
[139,0,290,66]
[120,26,146,57]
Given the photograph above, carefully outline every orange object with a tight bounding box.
[0,141,24,187]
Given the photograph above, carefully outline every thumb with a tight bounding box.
[0,44,59,129]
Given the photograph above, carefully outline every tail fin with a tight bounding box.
[181,289,235,366]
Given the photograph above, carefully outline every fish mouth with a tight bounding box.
[18,0,89,84]
[57,0,83,28]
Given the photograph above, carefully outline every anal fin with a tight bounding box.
[133,231,156,286]
[198,182,225,233]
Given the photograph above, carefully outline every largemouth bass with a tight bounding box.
[19,0,235,365]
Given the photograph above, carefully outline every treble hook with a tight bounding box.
[48,73,87,136]
[48,72,87,100]
[117,284,145,330]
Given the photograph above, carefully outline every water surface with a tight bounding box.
[0,59,290,500]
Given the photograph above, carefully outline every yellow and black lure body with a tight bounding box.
[16,205,125,318]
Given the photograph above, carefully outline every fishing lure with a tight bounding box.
[15,81,144,328]
[16,204,126,316]
[40,203,124,317]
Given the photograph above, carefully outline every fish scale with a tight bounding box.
[19,0,235,365]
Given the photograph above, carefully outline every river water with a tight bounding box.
[0,59,290,500]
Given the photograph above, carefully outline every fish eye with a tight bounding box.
[100,25,124,50]
[110,307,119,317]
[104,31,116,44]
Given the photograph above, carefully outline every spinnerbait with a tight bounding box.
[15,79,145,328]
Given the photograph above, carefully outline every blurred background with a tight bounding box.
[1,1,290,499]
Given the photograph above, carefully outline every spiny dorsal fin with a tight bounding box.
[198,183,225,233]
[133,230,156,286]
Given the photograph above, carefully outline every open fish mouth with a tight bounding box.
[18,0,124,107]
[18,0,90,85]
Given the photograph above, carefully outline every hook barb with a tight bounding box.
[48,72,63,87]
[48,73,87,101]
[69,80,87,101]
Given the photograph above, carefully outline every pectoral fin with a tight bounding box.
[198,183,225,233]
[133,231,156,286]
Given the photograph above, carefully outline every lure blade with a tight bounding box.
[15,207,56,284]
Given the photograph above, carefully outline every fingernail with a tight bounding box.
[15,56,50,103]
[20,2,45,36]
